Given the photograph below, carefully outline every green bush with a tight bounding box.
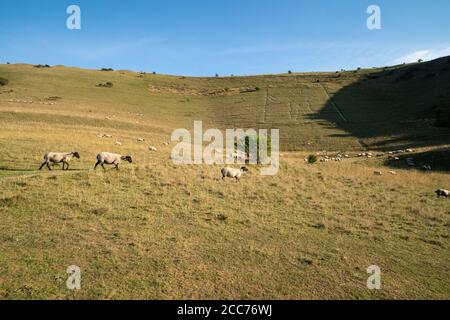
[96,82,113,88]
[307,154,317,164]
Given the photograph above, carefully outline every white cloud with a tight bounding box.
[394,47,450,64]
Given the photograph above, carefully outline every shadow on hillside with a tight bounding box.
[313,57,450,170]
[0,166,86,173]
[382,147,450,173]
[0,166,35,172]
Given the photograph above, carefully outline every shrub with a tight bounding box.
[0,77,8,86]
[101,68,114,71]
[215,73,219,77]
[34,64,50,68]
[288,70,292,74]
[96,82,113,88]
[307,154,317,164]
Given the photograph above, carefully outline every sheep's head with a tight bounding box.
[124,155,133,163]
[73,152,80,159]
[240,166,249,173]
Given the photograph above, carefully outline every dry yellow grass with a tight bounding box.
[0,63,449,299]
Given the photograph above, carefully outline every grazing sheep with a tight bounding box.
[94,152,132,170]
[221,166,249,182]
[39,152,80,171]
[435,189,449,199]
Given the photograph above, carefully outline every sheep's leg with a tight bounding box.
[62,162,66,170]
[115,164,119,170]
[47,163,52,170]
[94,161,100,170]
[39,162,47,170]
[101,163,106,171]
[65,162,69,171]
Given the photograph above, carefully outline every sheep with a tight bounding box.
[221,166,249,182]
[94,152,132,170]
[435,189,449,199]
[39,152,80,171]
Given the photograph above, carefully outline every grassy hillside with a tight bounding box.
[0,61,449,299]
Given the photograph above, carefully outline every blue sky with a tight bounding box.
[1,0,449,76]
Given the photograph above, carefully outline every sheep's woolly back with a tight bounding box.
[44,152,78,163]
[96,152,122,164]
[221,167,248,179]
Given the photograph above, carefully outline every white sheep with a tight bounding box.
[39,152,80,171]
[94,152,132,170]
[221,166,249,182]
[435,189,449,199]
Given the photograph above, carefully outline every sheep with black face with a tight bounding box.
[221,166,249,182]
[39,152,80,170]
[435,189,449,198]
[94,152,132,170]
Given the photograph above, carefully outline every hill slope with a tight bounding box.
[0,61,449,299]
[1,58,449,152]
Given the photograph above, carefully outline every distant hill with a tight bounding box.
[0,57,449,151]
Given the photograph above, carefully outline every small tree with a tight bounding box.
[307,154,317,164]
[288,70,292,74]
[418,59,423,63]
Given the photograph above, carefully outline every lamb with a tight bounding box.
[94,152,132,170]
[39,152,80,171]
[435,189,450,199]
[221,166,249,182]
